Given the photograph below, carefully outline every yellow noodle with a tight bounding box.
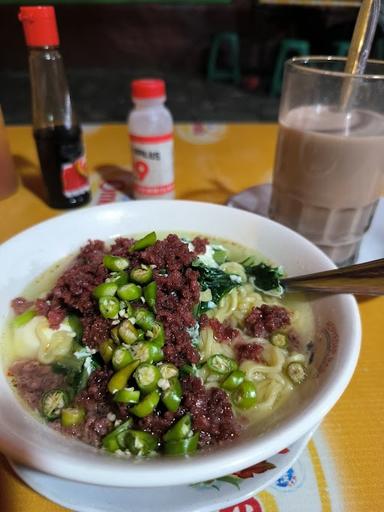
[199,327,235,362]
[197,254,309,417]
[220,262,247,283]
[209,284,264,325]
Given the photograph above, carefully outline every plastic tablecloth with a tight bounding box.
[0,122,383,512]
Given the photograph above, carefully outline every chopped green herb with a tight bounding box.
[196,266,240,314]
[245,263,284,297]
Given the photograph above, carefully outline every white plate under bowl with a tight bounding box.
[0,200,361,487]
[9,427,316,512]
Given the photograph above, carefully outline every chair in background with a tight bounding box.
[207,32,241,85]
[271,39,310,96]
[333,40,350,56]
[375,38,384,59]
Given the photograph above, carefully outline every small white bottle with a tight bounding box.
[128,79,175,199]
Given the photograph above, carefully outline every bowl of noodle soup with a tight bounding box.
[0,200,361,487]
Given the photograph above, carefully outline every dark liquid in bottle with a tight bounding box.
[34,125,90,209]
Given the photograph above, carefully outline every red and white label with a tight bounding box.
[61,155,90,198]
[130,132,174,198]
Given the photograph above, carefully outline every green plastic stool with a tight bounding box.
[271,39,310,96]
[333,40,349,56]
[207,32,241,84]
[375,38,384,59]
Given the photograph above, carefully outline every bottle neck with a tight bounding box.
[28,46,77,129]
[132,97,166,109]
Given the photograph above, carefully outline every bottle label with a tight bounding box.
[130,133,174,197]
[61,155,90,198]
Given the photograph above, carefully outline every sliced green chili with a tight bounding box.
[67,314,83,342]
[113,387,140,404]
[143,281,157,311]
[124,301,134,318]
[52,355,83,375]
[107,359,141,394]
[99,296,120,319]
[159,363,179,380]
[163,432,199,456]
[270,332,288,349]
[125,430,159,456]
[133,341,163,364]
[92,282,118,299]
[161,377,182,413]
[130,232,157,252]
[286,362,307,384]
[112,346,134,370]
[103,254,129,271]
[130,390,160,417]
[163,414,192,443]
[118,319,139,345]
[102,419,133,452]
[134,308,155,331]
[232,380,257,409]
[11,309,36,328]
[207,354,237,375]
[107,271,129,287]
[134,363,161,394]
[117,283,142,302]
[221,369,245,391]
[111,326,121,343]
[130,265,153,285]
[61,407,86,427]
[99,339,115,363]
[213,248,227,264]
[136,329,145,341]
[149,321,165,347]
[41,389,69,421]
[102,434,120,453]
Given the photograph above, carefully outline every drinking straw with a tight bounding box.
[340,0,380,109]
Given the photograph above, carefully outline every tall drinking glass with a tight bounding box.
[269,57,384,266]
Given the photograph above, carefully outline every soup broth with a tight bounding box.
[3,232,314,456]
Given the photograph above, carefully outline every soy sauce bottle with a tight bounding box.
[19,6,90,209]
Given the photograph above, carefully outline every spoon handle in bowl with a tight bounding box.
[282,258,384,296]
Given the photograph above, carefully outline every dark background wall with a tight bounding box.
[0,2,358,74]
[0,2,367,123]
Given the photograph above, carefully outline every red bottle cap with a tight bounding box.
[131,79,166,100]
[18,6,59,47]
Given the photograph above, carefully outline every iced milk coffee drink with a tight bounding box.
[269,57,384,266]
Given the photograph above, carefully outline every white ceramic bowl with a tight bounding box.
[0,200,361,487]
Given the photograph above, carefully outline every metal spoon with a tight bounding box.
[282,258,384,296]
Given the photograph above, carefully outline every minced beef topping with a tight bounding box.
[138,235,207,367]
[244,304,290,338]
[182,376,240,445]
[11,297,33,315]
[35,240,108,330]
[35,298,67,330]
[55,414,114,448]
[110,237,135,257]
[49,241,107,315]
[8,359,67,410]
[236,343,264,363]
[81,314,111,349]
[200,315,239,343]
[137,410,179,438]
[63,368,116,447]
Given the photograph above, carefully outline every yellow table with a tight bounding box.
[0,123,383,512]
